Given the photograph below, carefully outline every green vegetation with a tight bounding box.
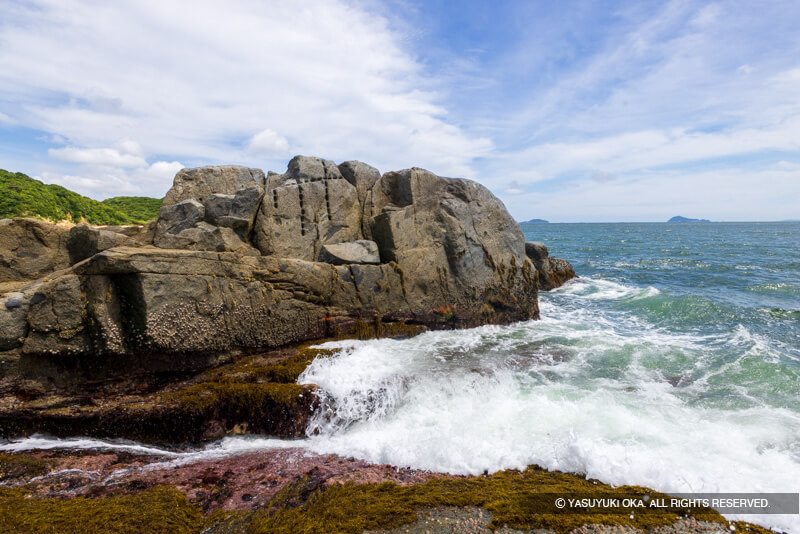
[165,382,310,418]
[0,169,161,224]
[101,196,162,223]
[155,346,327,436]
[191,346,334,386]
[0,466,771,534]
[247,466,744,534]
[0,486,201,534]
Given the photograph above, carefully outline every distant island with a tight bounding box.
[522,218,549,223]
[668,216,710,223]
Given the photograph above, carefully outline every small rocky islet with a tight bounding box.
[0,157,766,533]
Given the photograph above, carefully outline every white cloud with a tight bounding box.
[0,0,490,198]
[49,143,148,168]
[247,129,290,157]
[1,0,797,222]
[0,111,13,125]
[505,115,800,180]
[38,160,183,199]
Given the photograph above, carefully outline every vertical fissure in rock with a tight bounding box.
[298,183,306,236]
[322,165,332,222]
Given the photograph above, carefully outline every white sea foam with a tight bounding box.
[0,435,183,456]
[293,278,800,532]
[551,277,661,302]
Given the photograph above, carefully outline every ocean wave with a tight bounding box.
[295,331,800,532]
[549,277,660,301]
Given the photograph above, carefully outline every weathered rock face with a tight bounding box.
[154,181,262,254]
[338,160,380,237]
[367,168,532,312]
[162,165,265,206]
[0,219,71,283]
[0,156,565,383]
[66,225,137,265]
[254,156,362,260]
[525,241,577,290]
[1,291,30,351]
[204,183,264,239]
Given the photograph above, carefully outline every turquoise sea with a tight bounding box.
[5,222,799,531]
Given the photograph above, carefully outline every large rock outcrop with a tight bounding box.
[0,156,575,383]
[525,241,577,290]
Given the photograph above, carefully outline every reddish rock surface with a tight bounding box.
[2,446,453,514]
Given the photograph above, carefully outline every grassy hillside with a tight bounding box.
[0,169,162,225]
[101,196,162,223]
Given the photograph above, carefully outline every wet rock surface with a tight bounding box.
[0,341,766,534]
[0,344,333,443]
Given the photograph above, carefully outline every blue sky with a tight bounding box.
[1,0,799,221]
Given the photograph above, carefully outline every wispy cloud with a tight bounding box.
[0,0,798,219]
[462,0,800,219]
[0,0,491,198]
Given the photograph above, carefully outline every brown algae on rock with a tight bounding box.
[244,466,754,534]
[0,486,201,534]
[0,454,774,534]
[0,452,52,482]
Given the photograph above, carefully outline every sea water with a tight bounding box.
[5,222,799,531]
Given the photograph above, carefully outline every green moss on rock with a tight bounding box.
[239,466,768,534]
[164,382,310,418]
[0,453,52,482]
[0,486,201,534]
[240,347,335,384]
